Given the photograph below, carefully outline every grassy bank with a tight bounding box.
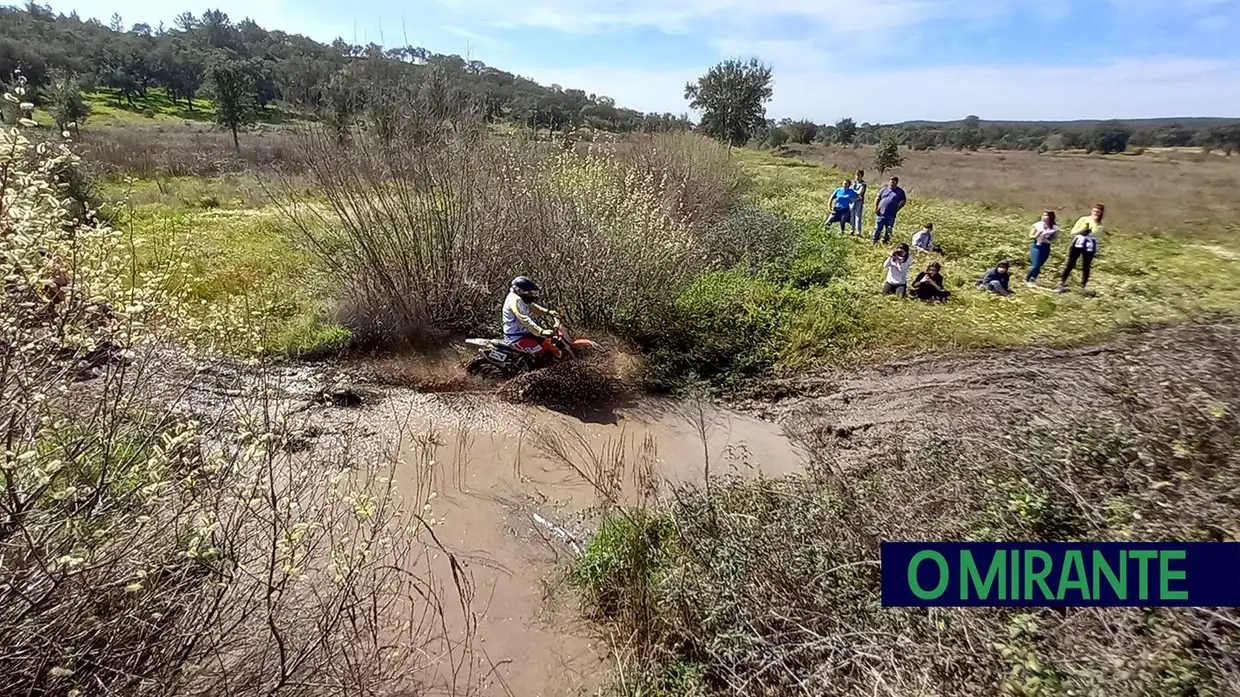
[739,148,1240,367]
[572,322,1240,696]
[98,136,1240,383]
[107,177,347,356]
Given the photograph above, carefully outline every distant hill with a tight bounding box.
[821,115,1240,154]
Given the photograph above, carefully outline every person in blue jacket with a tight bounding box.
[825,178,859,233]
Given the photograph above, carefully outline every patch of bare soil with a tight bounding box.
[735,321,1240,468]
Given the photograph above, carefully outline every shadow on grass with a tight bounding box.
[87,88,302,125]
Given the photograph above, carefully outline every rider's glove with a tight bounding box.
[539,329,555,338]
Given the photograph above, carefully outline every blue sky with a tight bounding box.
[55,0,1240,122]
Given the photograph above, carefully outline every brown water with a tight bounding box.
[385,392,806,696]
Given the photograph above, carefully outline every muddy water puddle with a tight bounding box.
[385,392,805,696]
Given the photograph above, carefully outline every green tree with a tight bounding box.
[834,117,857,145]
[765,127,789,148]
[954,114,982,151]
[784,119,817,144]
[1089,121,1131,154]
[873,136,903,174]
[684,57,773,147]
[44,70,90,135]
[206,57,257,150]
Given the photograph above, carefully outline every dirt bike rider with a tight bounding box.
[503,276,562,360]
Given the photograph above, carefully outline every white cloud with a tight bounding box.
[517,56,1240,121]
[437,0,969,35]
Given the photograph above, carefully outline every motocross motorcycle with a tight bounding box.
[463,318,601,378]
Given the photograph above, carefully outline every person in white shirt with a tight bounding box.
[882,244,911,297]
[850,169,868,234]
[1026,210,1059,287]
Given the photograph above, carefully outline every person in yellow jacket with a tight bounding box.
[502,276,561,358]
[1055,204,1105,294]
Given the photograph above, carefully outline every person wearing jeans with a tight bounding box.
[881,244,911,297]
[1055,204,1105,294]
[1026,210,1059,287]
[872,175,907,245]
[850,169,867,235]
[825,178,858,233]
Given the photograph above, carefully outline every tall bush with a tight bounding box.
[277,112,792,350]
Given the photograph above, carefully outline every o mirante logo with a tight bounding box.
[881,543,1240,607]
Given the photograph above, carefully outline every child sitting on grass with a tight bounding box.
[912,261,950,302]
[977,260,1014,296]
[911,223,943,254]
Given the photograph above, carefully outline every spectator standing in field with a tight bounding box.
[912,261,950,302]
[978,260,1014,296]
[911,222,940,253]
[1055,204,1105,294]
[1026,210,1059,287]
[872,176,907,245]
[825,178,859,233]
[882,244,911,297]
[850,169,868,234]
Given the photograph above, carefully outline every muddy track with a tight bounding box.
[117,319,1237,696]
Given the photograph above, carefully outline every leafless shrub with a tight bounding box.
[1,105,477,696]
[271,96,789,350]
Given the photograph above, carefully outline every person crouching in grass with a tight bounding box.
[978,260,1014,296]
[882,244,911,297]
[912,261,950,302]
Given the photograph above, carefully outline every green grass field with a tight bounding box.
[740,150,1240,366]
[108,177,347,356]
[32,88,301,129]
[107,145,1240,370]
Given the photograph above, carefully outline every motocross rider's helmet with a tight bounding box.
[510,276,540,300]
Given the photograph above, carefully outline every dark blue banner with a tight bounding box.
[881,542,1240,607]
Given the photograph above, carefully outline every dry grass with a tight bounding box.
[75,124,299,178]
[799,144,1240,242]
[574,322,1240,696]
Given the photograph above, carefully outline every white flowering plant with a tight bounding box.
[1,83,475,696]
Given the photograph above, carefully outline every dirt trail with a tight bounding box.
[144,320,1233,696]
[152,350,806,696]
[384,393,804,696]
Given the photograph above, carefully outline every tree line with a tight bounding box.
[757,114,1240,155]
[0,3,693,139]
[681,59,1240,156]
